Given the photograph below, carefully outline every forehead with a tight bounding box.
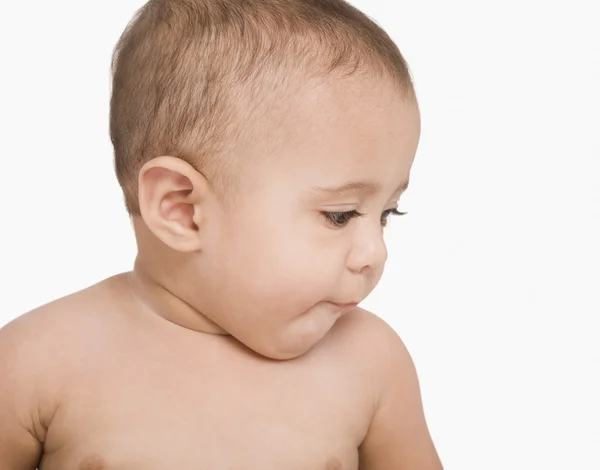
[241,75,420,194]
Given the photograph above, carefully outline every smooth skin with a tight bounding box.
[0,74,442,469]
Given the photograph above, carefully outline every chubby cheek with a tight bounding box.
[252,243,335,306]
[213,224,349,358]
[227,225,338,307]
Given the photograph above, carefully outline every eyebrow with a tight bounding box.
[311,179,409,196]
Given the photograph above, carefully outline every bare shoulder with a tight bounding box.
[1,275,125,355]
[0,274,131,399]
[315,306,416,410]
[325,306,413,372]
[0,298,70,432]
[329,308,443,469]
[0,276,123,468]
[333,306,406,342]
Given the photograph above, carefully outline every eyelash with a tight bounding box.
[321,208,407,228]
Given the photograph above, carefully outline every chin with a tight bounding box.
[261,348,307,361]
[239,328,322,361]
[237,303,342,360]
[256,325,335,361]
[251,338,316,361]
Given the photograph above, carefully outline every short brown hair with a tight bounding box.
[110,0,416,215]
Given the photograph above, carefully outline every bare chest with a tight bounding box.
[40,337,372,470]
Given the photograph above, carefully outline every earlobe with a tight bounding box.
[138,156,209,253]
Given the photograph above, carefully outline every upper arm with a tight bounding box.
[358,318,443,470]
[0,315,50,470]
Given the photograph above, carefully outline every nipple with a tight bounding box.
[79,454,106,470]
[325,456,343,470]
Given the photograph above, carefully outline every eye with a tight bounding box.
[321,210,363,228]
[321,209,407,228]
[381,208,407,227]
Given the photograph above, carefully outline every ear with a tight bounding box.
[138,156,211,253]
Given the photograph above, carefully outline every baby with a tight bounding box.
[0,0,443,469]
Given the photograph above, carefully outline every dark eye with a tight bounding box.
[381,208,407,227]
[321,210,363,228]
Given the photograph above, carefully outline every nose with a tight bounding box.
[346,221,388,274]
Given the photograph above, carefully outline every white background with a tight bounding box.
[1,1,598,469]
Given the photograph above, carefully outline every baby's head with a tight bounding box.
[110,0,420,359]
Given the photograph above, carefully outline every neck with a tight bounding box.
[126,253,229,336]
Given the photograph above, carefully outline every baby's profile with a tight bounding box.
[0,0,442,469]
